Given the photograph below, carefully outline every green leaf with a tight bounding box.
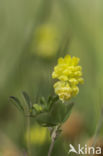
[63,102,74,122]
[47,95,53,103]
[52,95,59,103]
[33,104,43,112]
[47,95,59,111]
[50,101,66,123]
[35,111,59,127]
[40,123,57,127]
[22,91,32,108]
[33,99,74,127]
[10,96,24,112]
[40,97,46,105]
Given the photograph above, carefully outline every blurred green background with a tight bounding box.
[0,0,103,155]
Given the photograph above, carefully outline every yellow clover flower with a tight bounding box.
[52,55,84,102]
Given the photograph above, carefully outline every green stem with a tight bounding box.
[26,114,31,156]
[92,106,103,147]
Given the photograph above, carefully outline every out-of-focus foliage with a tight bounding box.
[0,0,103,156]
[31,24,60,58]
[25,124,50,145]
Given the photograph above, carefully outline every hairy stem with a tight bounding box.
[48,125,60,156]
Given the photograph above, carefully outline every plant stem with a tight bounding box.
[48,125,60,156]
[26,114,31,156]
[92,106,103,147]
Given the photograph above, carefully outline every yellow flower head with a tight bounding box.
[52,55,84,102]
